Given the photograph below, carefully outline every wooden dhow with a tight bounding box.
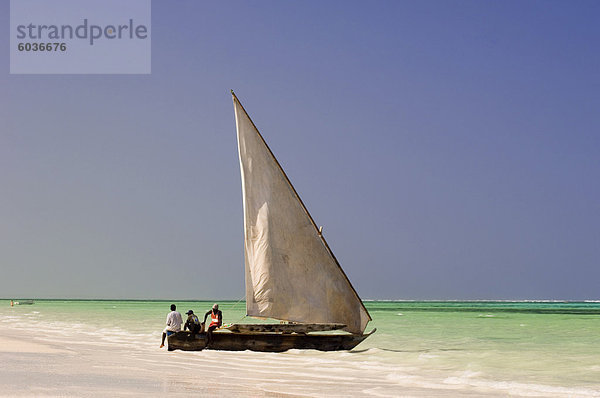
[168,92,375,352]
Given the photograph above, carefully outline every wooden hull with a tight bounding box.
[167,329,375,352]
[224,323,346,334]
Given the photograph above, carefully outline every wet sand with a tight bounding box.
[0,327,296,397]
[0,325,486,398]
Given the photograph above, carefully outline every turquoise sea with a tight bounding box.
[2,299,600,397]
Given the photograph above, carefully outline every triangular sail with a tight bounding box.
[233,92,371,334]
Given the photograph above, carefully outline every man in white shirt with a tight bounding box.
[160,304,183,348]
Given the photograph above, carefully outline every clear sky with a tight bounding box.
[1,0,599,300]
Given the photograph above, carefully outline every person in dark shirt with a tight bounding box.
[184,310,201,334]
[202,303,222,344]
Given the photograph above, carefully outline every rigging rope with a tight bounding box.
[229,296,247,323]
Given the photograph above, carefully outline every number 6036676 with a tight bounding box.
[18,42,66,51]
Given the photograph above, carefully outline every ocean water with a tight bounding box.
[1,299,600,397]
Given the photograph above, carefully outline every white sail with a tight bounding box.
[233,93,371,334]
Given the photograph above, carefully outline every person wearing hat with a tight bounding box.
[202,303,222,344]
[184,310,201,334]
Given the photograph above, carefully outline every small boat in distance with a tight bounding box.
[168,92,375,352]
[11,300,35,306]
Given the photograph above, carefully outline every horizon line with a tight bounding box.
[3,297,600,303]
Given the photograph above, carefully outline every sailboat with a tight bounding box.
[10,300,35,306]
[167,92,375,352]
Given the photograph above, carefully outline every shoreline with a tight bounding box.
[0,326,301,397]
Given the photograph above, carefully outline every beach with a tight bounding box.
[1,300,599,397]
[0,325,293,397]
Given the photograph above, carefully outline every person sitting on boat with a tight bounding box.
[184,310,201,334]
[202,304,222,343]
[160,304,183,348]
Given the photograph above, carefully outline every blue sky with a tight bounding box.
[1,0,599,299]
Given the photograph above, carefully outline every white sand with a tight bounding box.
[0,325,539,398]
[0,336,66,354]
[0,327,297,397]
